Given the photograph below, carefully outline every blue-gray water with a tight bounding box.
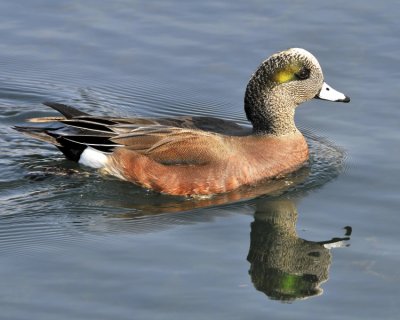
[1,1,399,319]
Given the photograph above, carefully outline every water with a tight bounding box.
[0,0,399,319]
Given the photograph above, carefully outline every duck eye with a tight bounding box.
[295,67,310,80]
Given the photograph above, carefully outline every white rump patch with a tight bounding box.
[79,147,109,168]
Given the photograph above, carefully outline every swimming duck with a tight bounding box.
[15,48,350,196]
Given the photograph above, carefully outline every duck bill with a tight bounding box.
[315,82,350,103]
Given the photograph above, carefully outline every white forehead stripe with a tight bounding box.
[288,48,321,69]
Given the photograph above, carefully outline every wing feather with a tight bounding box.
[17,103,241,166]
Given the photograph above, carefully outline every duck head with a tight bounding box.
[245,48,350,135]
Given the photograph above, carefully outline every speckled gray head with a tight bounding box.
[244,48,350,135]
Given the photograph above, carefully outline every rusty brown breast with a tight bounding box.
[107,132,308,196]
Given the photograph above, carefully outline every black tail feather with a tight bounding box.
[14,103,120,162]
[55,137,88,161]
[43,102,90,119]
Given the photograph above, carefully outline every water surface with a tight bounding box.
[1,1,399,319]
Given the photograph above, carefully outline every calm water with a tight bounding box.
[1,1,399,319]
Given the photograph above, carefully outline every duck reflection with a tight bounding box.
[247,198,351,301]
[75,184,351,301]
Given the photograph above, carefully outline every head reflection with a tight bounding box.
[247,198,350,301]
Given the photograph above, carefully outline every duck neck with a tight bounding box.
[245,83,299,136]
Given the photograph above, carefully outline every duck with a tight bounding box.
[14,48,350,196]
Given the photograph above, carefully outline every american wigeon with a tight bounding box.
[15,48,350,196]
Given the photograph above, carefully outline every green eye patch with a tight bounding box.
[273,64,310,84]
